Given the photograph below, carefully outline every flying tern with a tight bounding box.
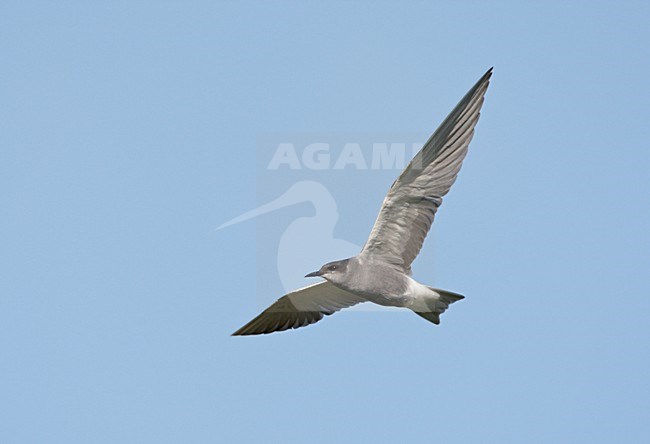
[233,68,492,336]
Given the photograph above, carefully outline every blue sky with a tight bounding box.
[2,1,649,442]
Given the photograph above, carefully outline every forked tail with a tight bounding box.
[413,288,465,325]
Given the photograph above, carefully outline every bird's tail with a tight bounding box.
[413,288,465,325]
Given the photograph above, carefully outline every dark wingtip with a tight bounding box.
[462,68,493,102]
[482,67,493,81]
[231,326,249,336]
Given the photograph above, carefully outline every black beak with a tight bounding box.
[305,270,322,278]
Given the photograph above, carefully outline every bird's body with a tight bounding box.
[323,255,428,309]
[331,256,410,306]
[231,68,492,336]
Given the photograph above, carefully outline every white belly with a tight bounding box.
[404,277,437,311]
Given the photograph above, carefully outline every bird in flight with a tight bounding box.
[233,68,492,336]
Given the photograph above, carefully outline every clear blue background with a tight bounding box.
[2,1,649,442]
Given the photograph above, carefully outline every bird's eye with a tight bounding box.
[330,265,337,270]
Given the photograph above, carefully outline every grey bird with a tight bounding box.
[232,68,492,336]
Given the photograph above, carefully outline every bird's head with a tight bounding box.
[305,259,350,284]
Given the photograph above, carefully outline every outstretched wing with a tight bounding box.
[360,68,492,273]
[232,281,365,336]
